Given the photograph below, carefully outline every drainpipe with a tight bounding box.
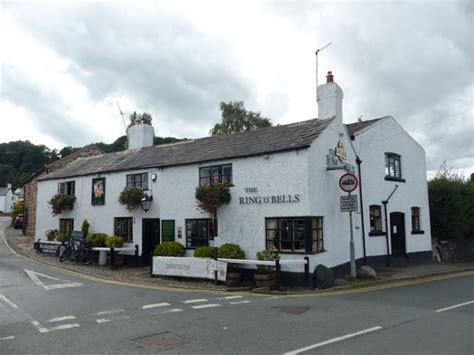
[382,185,399,267]
[356,156,367,265]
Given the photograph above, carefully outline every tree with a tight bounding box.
[209,101,272,136]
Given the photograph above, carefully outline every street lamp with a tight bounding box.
[141,193,153,213]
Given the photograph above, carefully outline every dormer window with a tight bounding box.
[58,181,75,196]
[385,153,405,182]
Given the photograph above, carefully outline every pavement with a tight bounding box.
[0,217,473,354]
[3,218,474,294]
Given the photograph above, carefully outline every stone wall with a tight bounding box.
[433,239,474,261]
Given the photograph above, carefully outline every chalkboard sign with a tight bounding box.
[162,220,175,242]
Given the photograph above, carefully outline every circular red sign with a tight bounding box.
[339,173,358,193]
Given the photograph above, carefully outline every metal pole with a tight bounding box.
[349,206,356,278]
[383,201,390,266]
[356,157,367,265]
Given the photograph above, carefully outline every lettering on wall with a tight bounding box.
[239,194,301,205]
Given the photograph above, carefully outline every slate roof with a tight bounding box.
[0,187,9,196]
[346,117,386,136]
[40,118,334,181]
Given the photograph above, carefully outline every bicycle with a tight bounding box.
[59,235,92,265]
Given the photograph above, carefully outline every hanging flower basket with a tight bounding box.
[119,186,144,212]
[48,194,76,216]
[195,182,231,217]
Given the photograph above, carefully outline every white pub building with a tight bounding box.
[35,72,432,283]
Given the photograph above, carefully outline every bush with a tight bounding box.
[194,246,214,258]
[56,232,69,243]
[11,199,24,223]
[154,241,184,257]
[48,194,76,216]
[256,250,280,274]
[81,219,90,236]
[105,236,124,248]
[118,187,144,211]
[46,229,59,241]
[218,243,245,259]
[86,233,107,247]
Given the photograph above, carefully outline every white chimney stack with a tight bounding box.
[127,123,155,150]
[317,71,344,122]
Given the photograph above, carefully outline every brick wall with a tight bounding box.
[23,145,103,238]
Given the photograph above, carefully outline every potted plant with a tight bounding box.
[46,229,59,241]
[118,186,144,212]
[81,219,90,238]
[218,243,245,287]
[48,194,76,216]
[154,241,185,257]
[193,246,214,258]
[255,250,280,289]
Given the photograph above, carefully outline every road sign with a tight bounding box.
[339,173,358,193]
[340,195,358,212]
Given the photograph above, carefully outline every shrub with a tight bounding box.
[218,243,245,259]
[48,194,76,216]
[194,246,214,258]
[56,232,69,243]
[86,233,107,247]
[81,219,90,236]
[11,199,24,223]
[118,187,144,211]
[46,229,59,241]
[105,236,124,248]
[154,241,184,257]
[256,250,280,274]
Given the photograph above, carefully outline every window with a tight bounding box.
[126,173,148,190]
[199,164,232,186]
[385,153,404,181]
[369,205,384,235]
[186,219,215,248]
[58,181,75,195]
[59,219,74,236]
[114,217,133,242]
[411,207,423,233]
[266,217,324,253]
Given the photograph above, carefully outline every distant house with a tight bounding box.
[23,145,104,238]
[0,184,15,213]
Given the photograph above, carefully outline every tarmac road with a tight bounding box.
[0,217,473,354]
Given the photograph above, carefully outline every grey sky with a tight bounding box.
[1,0,472,177]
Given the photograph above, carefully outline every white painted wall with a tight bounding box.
[0,188,15,212]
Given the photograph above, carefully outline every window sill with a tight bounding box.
[384,177,406,183]
[369,231,386,237]
[273,249,326,255]
[411,230,425,235]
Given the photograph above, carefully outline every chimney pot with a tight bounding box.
[326,71,334,83]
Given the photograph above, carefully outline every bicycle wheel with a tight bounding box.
[80,248,92,265]
[59,245,72,262]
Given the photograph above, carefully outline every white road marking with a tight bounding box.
[191,303,221,310]
[230,300,252,305]
[31,320,48,333]
[283,326,383,355]
[0,293,19,309]
[182,299,208,304]
[24,269,83,291]
[47,315,76,323]
[217,295,242,300]
[96,315,129,324]
[96,318,110,324]
[47,323,80,332]
[161,308,183,314]
[96,309,124,316]
[142,302,170,309]
[436,300,474,313]
[262,295,286,301]
[0,336,15,341]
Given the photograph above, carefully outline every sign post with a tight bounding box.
[339,173,359,279]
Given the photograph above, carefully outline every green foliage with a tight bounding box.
[56,232,69,243]
[86,233,107,247]
[11,199,24,222]
[218,243,245,259]
[118,187,144,211]
[428,165,473,240]
[105,236,124,248]
[256,250,280,274]
[154,241,184,257]
[128,112,152,127]
[48,194,76,216]
[46,229,59,241]
[195,182,231,219]
[81,219,90,236]
[210,101,272,136]
[194,246,214,258]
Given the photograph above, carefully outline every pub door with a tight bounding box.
[142,218,160,266]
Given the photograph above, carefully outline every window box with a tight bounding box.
[384,176,406,183]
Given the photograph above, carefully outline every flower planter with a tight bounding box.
[226,270,241,287]
[254,272,277,289]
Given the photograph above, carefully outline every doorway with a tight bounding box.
[390,212,406,257]
[142,218,160,266]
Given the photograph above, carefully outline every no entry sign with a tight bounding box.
[339,173,358,193]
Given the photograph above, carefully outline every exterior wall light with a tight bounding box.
[141,193,153,213]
